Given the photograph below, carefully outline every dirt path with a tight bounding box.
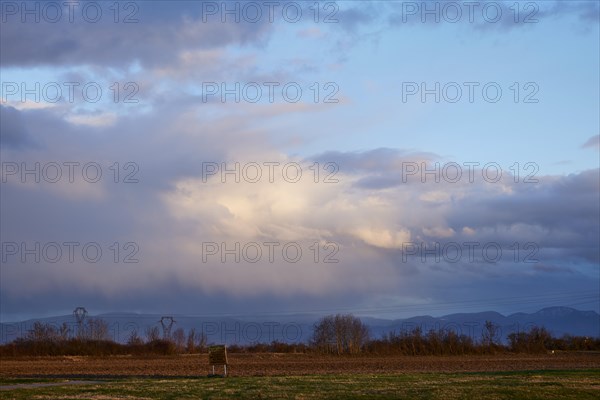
[0,380,105,391]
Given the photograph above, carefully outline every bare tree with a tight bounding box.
[145,326,160,342]
[26,322,72,343]
[86,318,110,341]
[186,328,197,353]
[127,329,144,346]
[58,323,70,341]
[312,314,369,355]
[172,328,186,353]
[196,329,207,352]
[481,320,499,352]
[346,315,370,354]
[186,328,207,353]
[186,329,196,353]
[312,315,336,353]
[27,322,58,342]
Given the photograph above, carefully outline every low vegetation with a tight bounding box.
[1,370,599,400]
[1,314,598,357]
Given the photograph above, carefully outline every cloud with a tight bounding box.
[3,1,596,74]
[0,1,274,68]
[297,27,325,39]
[386,0,600,31]
[0,105,37,149]
[1,1,598,320]
[1,98,598,317]
[351,227,411,249]
[2,99,597,313]
[581,135,600,150]
[65,111,117,127]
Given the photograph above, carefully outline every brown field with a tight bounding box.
[1,352,598,378]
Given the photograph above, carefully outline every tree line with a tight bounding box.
[1,314,598,357]
[0,318,208,356]
[314,315,600,355]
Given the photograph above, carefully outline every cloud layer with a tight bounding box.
[1,1,598,321]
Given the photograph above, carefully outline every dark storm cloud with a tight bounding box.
[2,135,598,318]
[0,100,252,318]
[446,169,600,263]
[0,99,237,192]
[448,170,598,230]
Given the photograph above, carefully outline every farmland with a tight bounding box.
[1,353,599,399]
[0,369,598,399]
[1,352,599,377]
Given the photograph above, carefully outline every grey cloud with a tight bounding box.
[384,1,599,32]
[1,1,597,323]
[335,3,381,32]
[0,105,38,149]
[542,0,600,23]
[446,169,600,263]
[450,170,598,229]
[581,135,600,150]
[3,1,596,70]
[312,148,438,174]
[312,148,439,190]
[0,99,255,317]
[310,148,599,266]
[0,102,242,193]
[532,264,574,274]
[0,1,273,68]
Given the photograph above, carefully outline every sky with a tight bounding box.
[0,0,599,322]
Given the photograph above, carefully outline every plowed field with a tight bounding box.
[1,352,598,378]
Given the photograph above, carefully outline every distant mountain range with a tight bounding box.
[1,307,598,345]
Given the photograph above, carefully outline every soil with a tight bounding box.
[1,352,598,378]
